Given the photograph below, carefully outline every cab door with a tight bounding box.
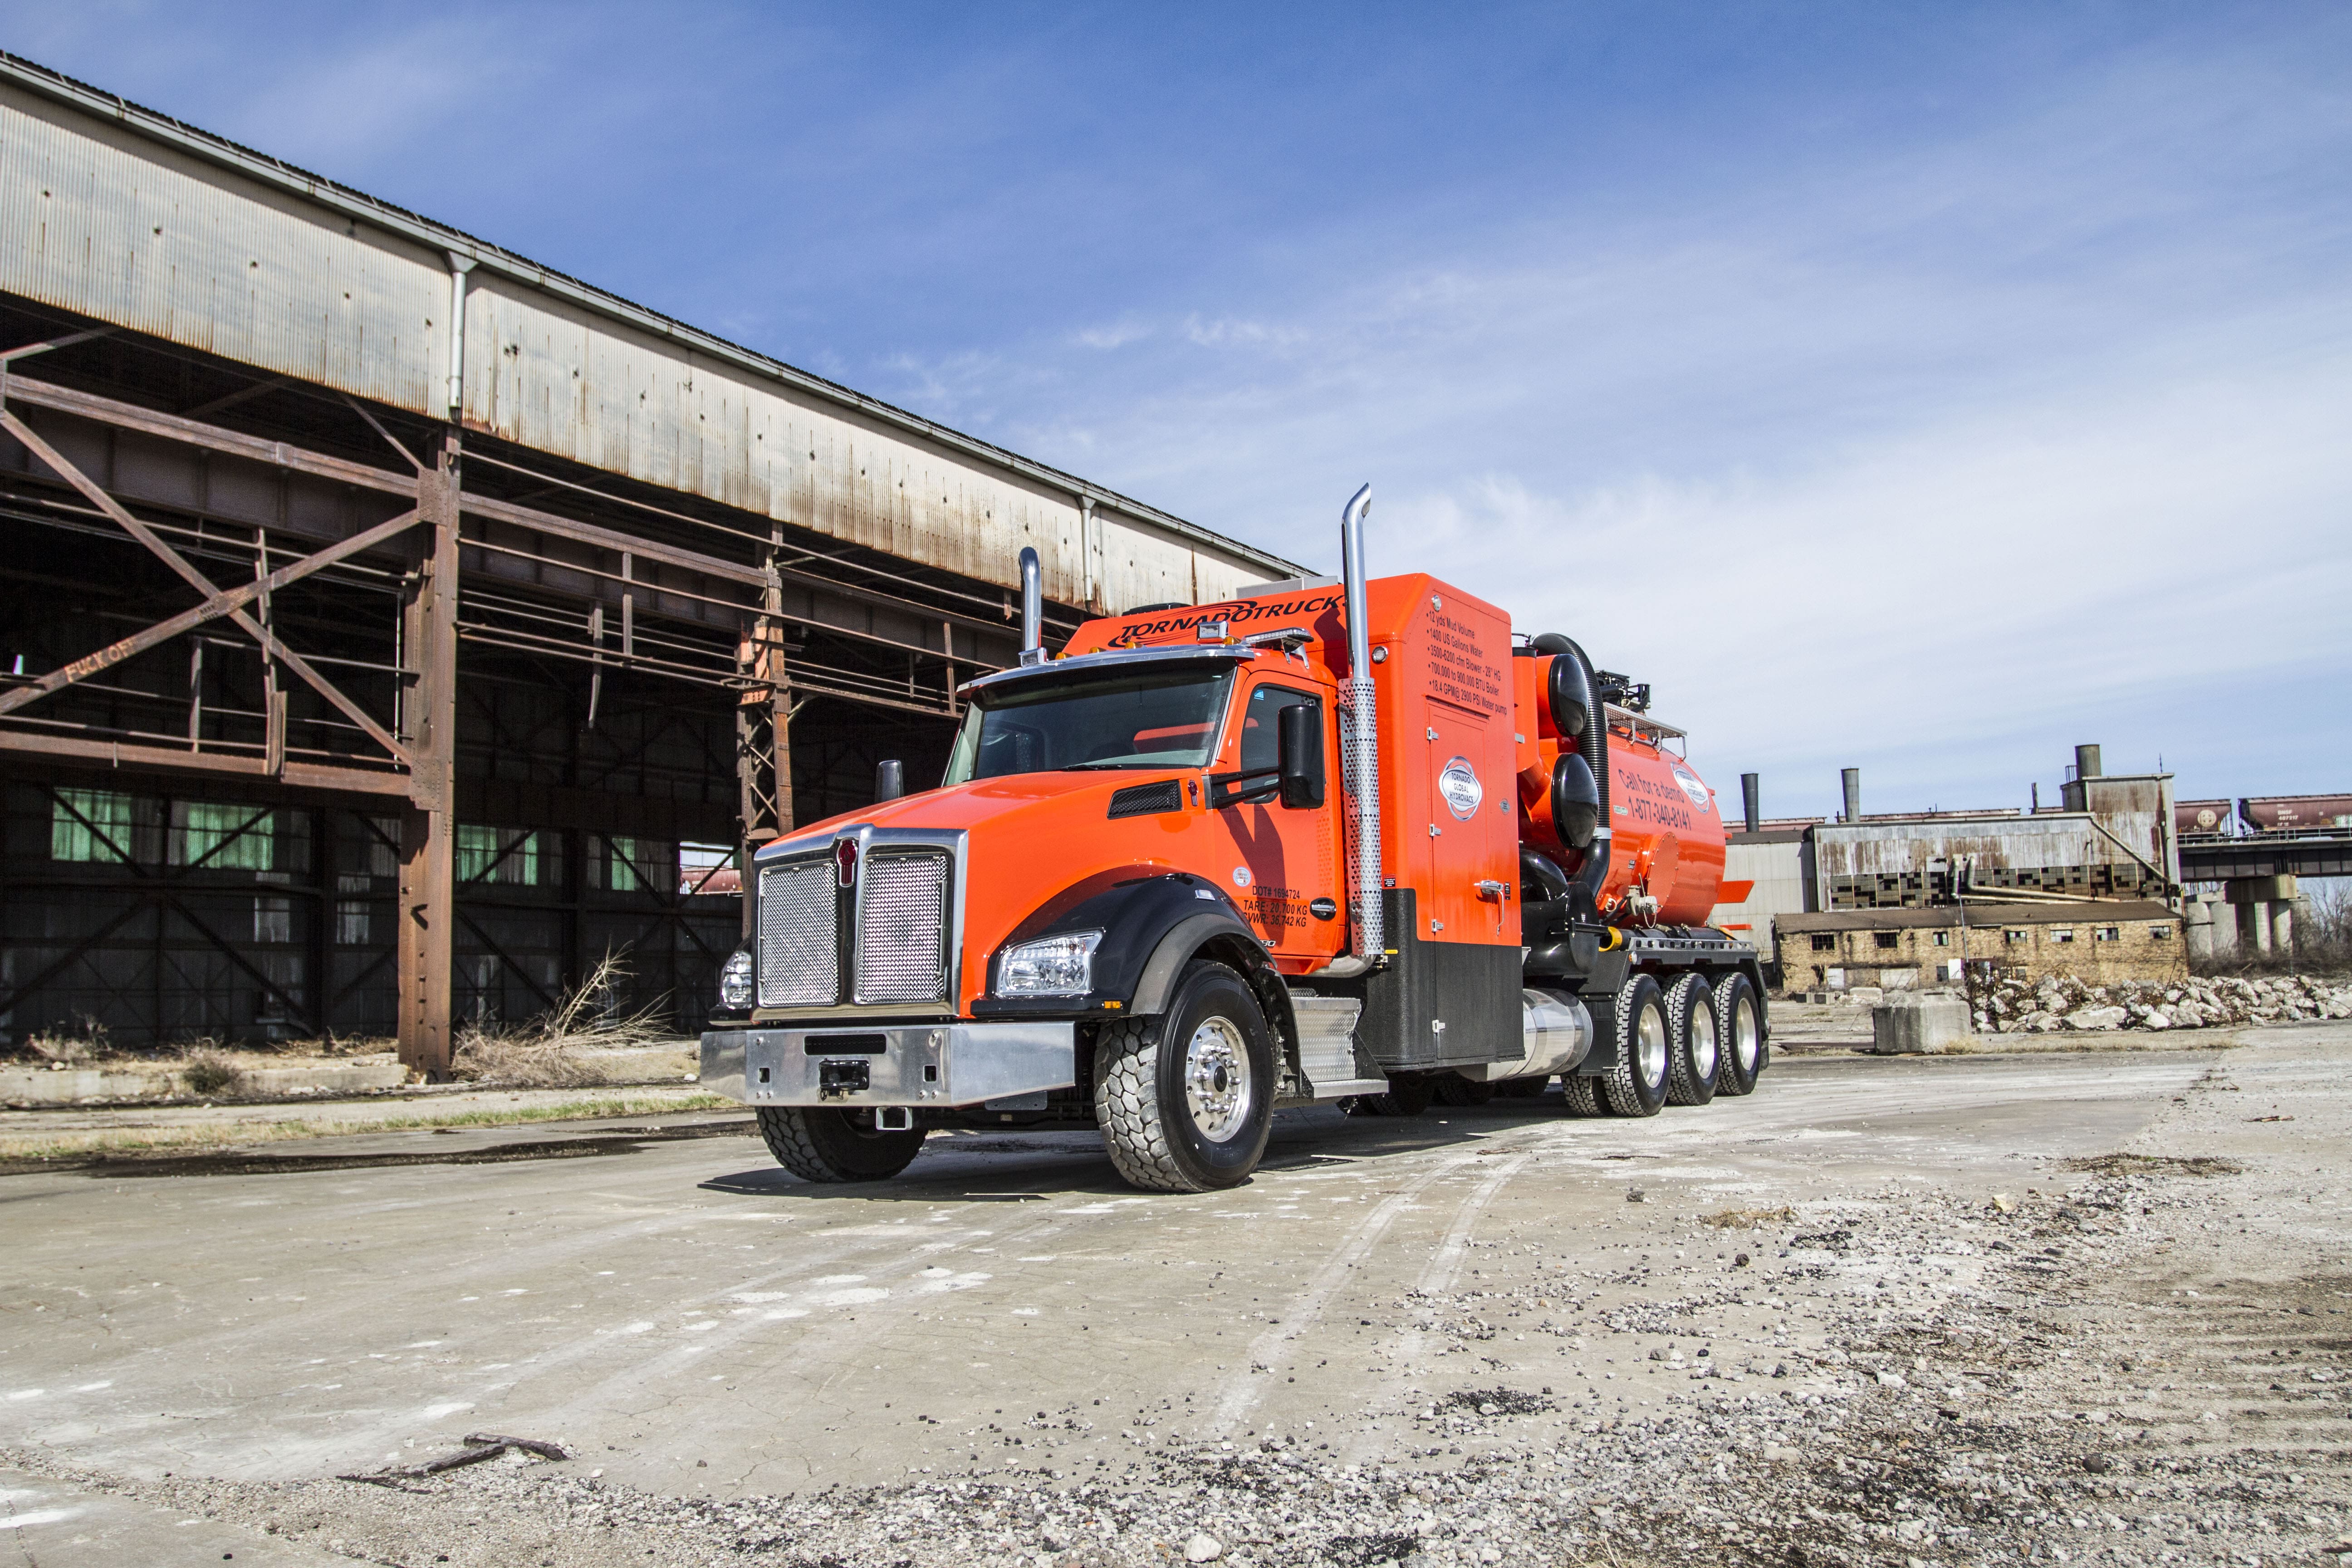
[1205,674,1345,969]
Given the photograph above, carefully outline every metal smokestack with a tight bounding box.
[2075,743,2102,780]
[1841,768,1862,824]
[1017,547,1044,666]
[1740,773,1760,834]
[1339,484,1382,966]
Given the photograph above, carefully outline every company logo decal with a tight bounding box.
[1100,590,1345,648]
[1438,757,1484,820]
[1670,763,1712,810]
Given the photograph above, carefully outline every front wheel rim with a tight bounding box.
[1636,1005,1669,1089]
[1184,1016,1251,1143]
[1689,1007,1719,1081]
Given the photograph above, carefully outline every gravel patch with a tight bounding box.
[13,1179,2347,1564]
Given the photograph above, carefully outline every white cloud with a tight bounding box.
[969,33,2352,811]
[1073,319,1153,350]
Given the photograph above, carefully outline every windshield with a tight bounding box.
[944,664,1235,782]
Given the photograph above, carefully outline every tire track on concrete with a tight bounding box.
[1332,1148,1538,1459]
[1209,1133,1553,1438]
[522,1187,1138,1451]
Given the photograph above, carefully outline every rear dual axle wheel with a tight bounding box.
[1572,969,1766,1115]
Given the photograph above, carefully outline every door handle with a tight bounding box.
[1475,880,1509,902]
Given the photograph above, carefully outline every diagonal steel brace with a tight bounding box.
[0,407,413,767]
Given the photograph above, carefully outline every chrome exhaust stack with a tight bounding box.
[1326,483,1384,974]
[1017,546,1045,666]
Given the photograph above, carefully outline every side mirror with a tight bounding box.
[874,759,905,801]
[1278,703,1324,808]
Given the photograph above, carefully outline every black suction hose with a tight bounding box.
[1530,633,1611,917]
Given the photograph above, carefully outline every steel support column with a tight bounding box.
[735,533,795,939]
[397,431,461,1078]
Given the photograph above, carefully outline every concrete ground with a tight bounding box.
[3,1029,2348,1566]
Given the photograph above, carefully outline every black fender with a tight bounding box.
[969,868,1299,1083]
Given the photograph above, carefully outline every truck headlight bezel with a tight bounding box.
[717,947,756,1011]
[995,931,1104,998]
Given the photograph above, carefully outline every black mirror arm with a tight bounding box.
[1206,766,1283,808]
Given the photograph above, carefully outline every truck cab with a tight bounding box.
[702,495,1769,1191]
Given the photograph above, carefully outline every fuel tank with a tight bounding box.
[1513,653,1726,928]
[1602,733,1728,925]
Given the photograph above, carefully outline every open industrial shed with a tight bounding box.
[0,54,1300,1074]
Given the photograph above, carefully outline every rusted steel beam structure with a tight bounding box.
[394,433,460,1076]
[0,52,1302,1057]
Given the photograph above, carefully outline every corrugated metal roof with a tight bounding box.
[0,51,1309,604]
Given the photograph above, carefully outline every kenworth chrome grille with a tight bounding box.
[754,835,958,1010]
[757,858,838,1006]
[855,852,951,1004]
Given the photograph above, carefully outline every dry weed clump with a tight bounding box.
[452,954,672,1088]
[16,1014,111,1063]
[1700,1205,1796,1230]
[181,1047,249,1097]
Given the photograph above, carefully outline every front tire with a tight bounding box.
[1600,975,1671,1117]
[1096,960,1275,1191]
[1664,974,1721,1106]
[756,1106,926,1182]
[1713,973,1768,1096]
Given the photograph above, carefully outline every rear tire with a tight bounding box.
[1664,974,1720,1106]
[755,1106,926,1182]
[1560,1075,1603,1116]
[1096,960,1274,1191]
[1713,973,1768,1096]
[1432,1075,1496,1107]
[1341,1074,1434,1117]
[1600,975,1671,1117]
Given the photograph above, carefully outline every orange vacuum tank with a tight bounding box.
[1513,653,1726,927]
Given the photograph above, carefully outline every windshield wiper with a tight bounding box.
[1061,759,1171,770]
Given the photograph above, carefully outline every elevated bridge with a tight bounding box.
[2180,833,2352,883]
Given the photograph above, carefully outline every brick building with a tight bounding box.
[1774,901,2185,993]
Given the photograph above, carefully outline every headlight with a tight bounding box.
[718,948,755,1010]
[995,931,1103,997]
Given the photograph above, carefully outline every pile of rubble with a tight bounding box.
[1975,971,2352,1033]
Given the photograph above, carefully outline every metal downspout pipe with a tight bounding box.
[444,253,478,420]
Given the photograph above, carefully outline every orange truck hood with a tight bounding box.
[755,772,1210,1009]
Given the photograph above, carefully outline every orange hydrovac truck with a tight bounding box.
[701,486,1768,1191]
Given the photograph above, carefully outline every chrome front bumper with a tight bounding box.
[699,1021,1076,1109]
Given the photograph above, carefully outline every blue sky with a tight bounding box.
[8,2,2348,819]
